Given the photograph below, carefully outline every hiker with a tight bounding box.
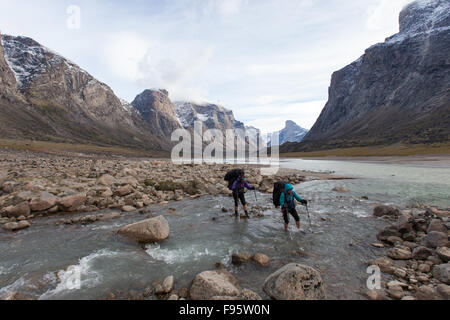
[232,176,255,218]
[280,184,308,231]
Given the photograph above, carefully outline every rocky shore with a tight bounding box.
[366,205,450,300]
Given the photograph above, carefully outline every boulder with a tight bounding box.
[97,174,117,186]
[239,289,262,300]
[58,193,86,212]
[1,181,16,194]
[427,219,447,234]
[263,263,326,300]
[118,215,169,244]
[190,270,241,300]
[377,225,401,242]
[252,253,270,267]
[372,257,395,274]
[122,205,136,212]
[374,205,401,217]
[3,201,30,218]
[436,247,450,263]
[395,213,413,234]
[387,247,412,260]
[3,220,31,232]
[162,276,174,293]
[412,246,434,260]
[415,285,441,300]
[432,264,450,284]
[421,231,448,249]
[114,184,134,197]
[29,191,58,212]
[436,284,450,299]
[386,286,405,300]
[231,252,252,265]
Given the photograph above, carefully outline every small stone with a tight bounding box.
[386,286,405,300]
[387,247,412,260]
[122,205,136,212]
[162,276,174,293]
[231,252,252,265]
[418,264,431,273]
[436,284,450,299]
[436,247,450,263]
[412,246,434,260]
[364,289,380,300]
[252,253,270,267]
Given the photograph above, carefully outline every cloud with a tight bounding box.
[104,31,214,101]
[366,0,415,32]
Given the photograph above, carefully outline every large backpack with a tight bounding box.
[273,181,288,207]
[224,169,245,191]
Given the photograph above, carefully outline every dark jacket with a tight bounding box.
[232,177,254,193]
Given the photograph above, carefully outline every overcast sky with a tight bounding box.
[0,0,415,133]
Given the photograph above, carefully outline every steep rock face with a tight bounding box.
[283,0,450,152]
[174,101,245,132]
[0,35,166,151]
[267,120,308,147]
[0,34,17,95]
[131,89,181,139]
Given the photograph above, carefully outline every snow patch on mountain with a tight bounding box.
[267,120,308,147]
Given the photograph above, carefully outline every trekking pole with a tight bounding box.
[254,189,258,202]
[305,204,313,232]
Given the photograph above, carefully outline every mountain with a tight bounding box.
[174,101,260,150]
[281,0,450,153]
[0,34,168,152]
[267,120,308,147]
[131,89,181,139]
[174,101,245,132]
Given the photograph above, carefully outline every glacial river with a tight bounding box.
[0,157,449,300]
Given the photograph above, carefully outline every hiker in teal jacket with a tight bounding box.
[280,184,307,231]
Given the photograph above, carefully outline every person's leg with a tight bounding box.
[283,208,289,231]
[233,193,239,217]
[240,194,249,217]
[290,208,301,230]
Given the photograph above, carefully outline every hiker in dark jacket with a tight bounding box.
[232,176,255,218]
[280,184,307,231]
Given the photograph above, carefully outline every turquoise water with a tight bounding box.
[280,158,450,208]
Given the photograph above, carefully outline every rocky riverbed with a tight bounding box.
[0,148,448,301]
[0,149,318,232]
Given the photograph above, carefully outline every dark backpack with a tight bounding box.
[224,169,245,191]
[273,181,288,207]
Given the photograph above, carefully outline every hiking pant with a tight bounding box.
[283,207,300,225]
[233,192,246,207]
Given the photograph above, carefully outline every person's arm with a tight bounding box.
[244,181,254,190]
[292,191,303,202]
[280,192,285,208]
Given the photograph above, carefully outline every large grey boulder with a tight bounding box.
[29,191,58,212]
[3,201,30,218]
[421,231,449,249]
[374,206,401,218]
[58,193,86,212]
[432,264,450,284]
[118,215,169,244]
[263,263,326,300]
[190,269,241,300]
